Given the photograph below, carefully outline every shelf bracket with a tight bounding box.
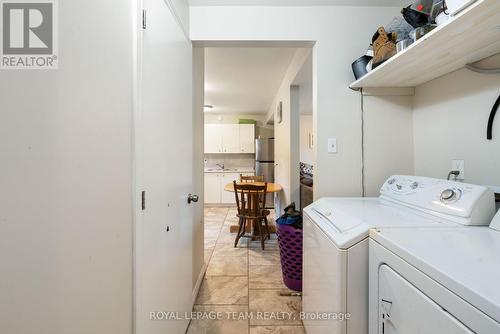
[466,52,500,74]
[465,63,500,74]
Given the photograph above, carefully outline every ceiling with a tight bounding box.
[190,0,408,6]
[204,47,296,114]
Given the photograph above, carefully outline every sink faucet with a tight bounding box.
[216,163,225,170]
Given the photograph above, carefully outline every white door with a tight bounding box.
[239,124,255,153]
[221,124,240,153]
[136,0,195,333]
[204,173,221,204]
[378,265,473,334]
[205,124,222,153]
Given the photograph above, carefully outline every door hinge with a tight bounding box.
[141,191,146,210]
[142,10,147,30]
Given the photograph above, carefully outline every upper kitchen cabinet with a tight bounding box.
[239,124,255,154]
[221,124,240,153]
[205,124,223,153]
[204,124,255,154]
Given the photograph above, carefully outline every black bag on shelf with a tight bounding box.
[401,5,429,28]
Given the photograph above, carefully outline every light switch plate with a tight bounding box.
[328,138,337,153]
[451,159,465,180]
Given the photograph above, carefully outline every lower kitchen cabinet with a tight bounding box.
[204,172,254,205]
[204,173,221,204]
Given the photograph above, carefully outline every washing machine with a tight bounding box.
[369,210,500,333]
[303,175,496,334]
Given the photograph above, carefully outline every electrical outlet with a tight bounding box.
[451,159,465,180]
[328,138,337,153]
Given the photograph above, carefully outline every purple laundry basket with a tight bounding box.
[276,224,303,292]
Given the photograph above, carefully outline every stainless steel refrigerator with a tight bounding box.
[255,138,275,208]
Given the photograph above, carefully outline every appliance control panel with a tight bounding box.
[380,175,495,225]
[490,210,500,232]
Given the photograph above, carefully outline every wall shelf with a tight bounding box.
[349,0,500,90]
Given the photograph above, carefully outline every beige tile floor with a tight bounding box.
[187,206,305,334]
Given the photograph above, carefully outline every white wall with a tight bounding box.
[268,50,310,212]
[364,94,414,196]
[169,0,190,36]
[190,5,411,198]
[413,65,500,188]
[290,86,301,206]
[300,114,314,165]
[0,1,134,333]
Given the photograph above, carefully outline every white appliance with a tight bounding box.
[369,210,500,334]
[303,175,495,334]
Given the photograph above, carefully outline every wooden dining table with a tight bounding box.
[224,181,283,236]
[224,181,283,194]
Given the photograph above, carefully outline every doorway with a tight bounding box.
[188,42,314,333]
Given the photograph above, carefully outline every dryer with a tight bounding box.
[369,213,500,333]
[303,175,495,334]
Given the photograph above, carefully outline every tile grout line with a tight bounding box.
[197,207,305,333]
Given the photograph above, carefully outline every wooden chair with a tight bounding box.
[240,175,267,208]
[240,174,264,183]
[233,181,271,250]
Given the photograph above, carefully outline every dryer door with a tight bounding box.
[378,265,473,334]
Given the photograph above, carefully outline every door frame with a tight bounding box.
[132,0,196,332]
[132,38,317,333]
[132,1,143,332]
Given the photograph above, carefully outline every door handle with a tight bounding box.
[187,194,199,204]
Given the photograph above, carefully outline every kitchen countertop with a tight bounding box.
[204,167,255,173]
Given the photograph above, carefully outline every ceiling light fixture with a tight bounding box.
[203,105,213,112]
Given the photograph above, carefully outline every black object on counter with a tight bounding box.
[402,5,429,28]
[487,94,500,140]
[351,55,372,80]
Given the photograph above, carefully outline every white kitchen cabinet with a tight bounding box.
[221,124,240,153]
[204,124,255,154]
[204,172,255,204]
[220,173,240,203]
[204,173,221,203]
[204,124,222,153]
[239,124,255,153]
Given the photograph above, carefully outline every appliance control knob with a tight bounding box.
[411,182,419,190]
[440,189,457,203]
[388,178,396,185]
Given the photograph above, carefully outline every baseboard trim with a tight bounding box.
[192,261,207,306]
